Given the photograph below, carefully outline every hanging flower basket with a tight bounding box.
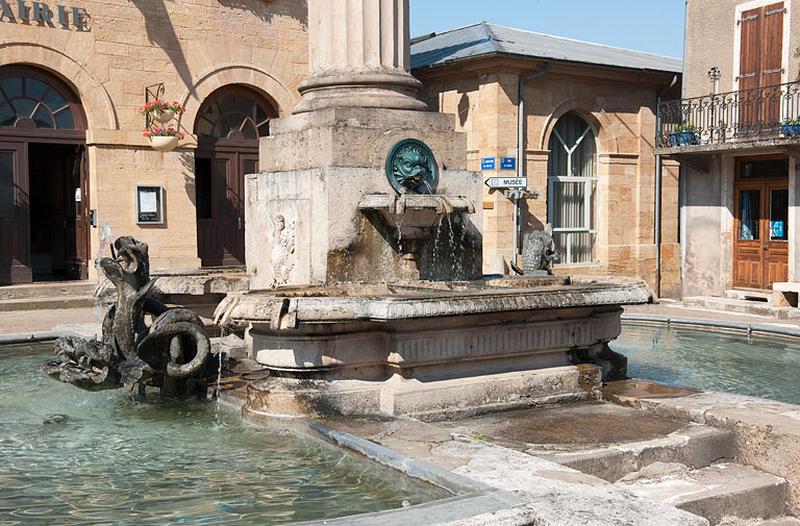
[153,108,176,124]
[140,100,185,124]
[144,127,184,152]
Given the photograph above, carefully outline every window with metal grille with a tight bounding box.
[195,88,272,140]
[0,76,78,129]
[547,113,597,264]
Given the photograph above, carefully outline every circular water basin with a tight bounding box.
[611,323,800,405]
[0,343,449,525]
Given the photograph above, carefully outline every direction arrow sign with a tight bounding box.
[485,177,527,189]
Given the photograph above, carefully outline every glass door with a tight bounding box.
[764,184,789,287]
[734,185,763,288]
[733,181,789,289]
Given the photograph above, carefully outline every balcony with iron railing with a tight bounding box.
[656,80,800,153]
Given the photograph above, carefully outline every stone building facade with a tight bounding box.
[412,24,683,297]
[663,0,800,299]
[0,0,306,284]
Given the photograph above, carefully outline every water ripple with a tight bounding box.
[0,345,449,525]
[612,325,800,404]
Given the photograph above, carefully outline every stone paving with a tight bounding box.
[625,301,800,330]
[0,307,99,339]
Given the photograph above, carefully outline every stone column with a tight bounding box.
[293,0,428,114]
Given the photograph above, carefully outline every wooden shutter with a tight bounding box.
[739,7,762,93]
[739,7,762,129]
[738,2,784,130]
[761,2,785,87]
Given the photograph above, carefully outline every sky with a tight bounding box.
[410,0,686,59]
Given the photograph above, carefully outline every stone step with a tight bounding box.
[532,423,735,482]
[683,296,800,319]
[0,295,97,312]
[752,517,800,525]
[616,462,787,525]
[0,281,96,301]
[724,289,771,302]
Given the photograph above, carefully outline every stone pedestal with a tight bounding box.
[245,166,482,289]
[214,278,652,419]
[248,0,481,288]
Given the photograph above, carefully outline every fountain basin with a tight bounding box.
[358,193,475,239]
[215,277,651,419]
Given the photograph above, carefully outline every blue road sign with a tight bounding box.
[500,157,516,170]
[481,157,496,171]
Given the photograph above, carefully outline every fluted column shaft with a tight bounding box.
[294,0,426,114]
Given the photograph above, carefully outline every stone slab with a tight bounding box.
[260,107,467,173]
[243,365,601,419]
[617,462,787,524]
[533,423,735,482]
[434,438,709,526]
[607,382,800,516]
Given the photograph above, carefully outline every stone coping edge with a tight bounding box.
[621,313,800,339]
[288,420,522,525]
[0,331,79,345]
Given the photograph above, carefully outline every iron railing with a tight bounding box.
[657,80,800,148]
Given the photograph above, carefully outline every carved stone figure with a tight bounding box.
[270,215,295,287]
[42,236,213,396]
[522,224,560,274]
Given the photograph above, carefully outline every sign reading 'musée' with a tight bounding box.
[0,0,90,31]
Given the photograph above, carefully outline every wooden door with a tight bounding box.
[734,183,764,288]
[738,2,784,133]
[0,142,31,285]
[64,146,90,279]
[196,150,248,267]
[764,182,789,286]
[734,179,789,289]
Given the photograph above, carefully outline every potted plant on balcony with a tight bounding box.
[669,124,699,146]
[140,100,185,124]
[144,126,185,152]
[781,119,800,137]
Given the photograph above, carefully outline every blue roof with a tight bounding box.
[411,22,682,73]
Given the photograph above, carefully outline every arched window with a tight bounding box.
[547,113,597,264]
[0,73,82,130]
[195,87,273,141]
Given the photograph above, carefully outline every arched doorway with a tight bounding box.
[0,66,88,285]
[547,113,598,265]
[194,85,275,267]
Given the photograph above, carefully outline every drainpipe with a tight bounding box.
[514,63,551,260]
[655,74,679,298]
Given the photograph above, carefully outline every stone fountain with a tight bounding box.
[214,0,650,419]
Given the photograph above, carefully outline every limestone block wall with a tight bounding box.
[417,59,681,296]
[0,0,308,276]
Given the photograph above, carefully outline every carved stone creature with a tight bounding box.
[522,224,560,274]
[42,236,212,396]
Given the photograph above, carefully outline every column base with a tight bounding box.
[293,70,428,114]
